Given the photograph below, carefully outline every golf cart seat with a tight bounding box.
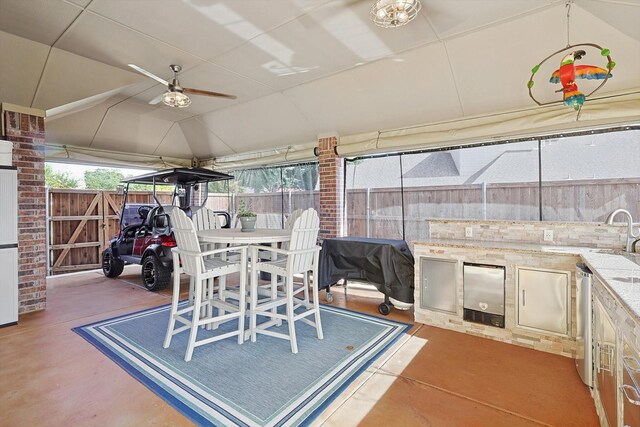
[121,205,153,239]
[147,206,175,235]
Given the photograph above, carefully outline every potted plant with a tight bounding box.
[237,201,257,232]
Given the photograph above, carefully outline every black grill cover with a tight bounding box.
[318,237,415,304]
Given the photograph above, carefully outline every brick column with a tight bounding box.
[318,136,343,240]
[3,105,47,314]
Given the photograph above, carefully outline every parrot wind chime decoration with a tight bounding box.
[527,2,615,114]
[549,49,612,110]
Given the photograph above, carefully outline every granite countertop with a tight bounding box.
[581,251,640,320]
[414,238,609,256]
[425,218,621,227]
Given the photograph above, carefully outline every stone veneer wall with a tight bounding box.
[3,108,47,314]
[428,219,627,250]
[317,136,343,241]
[414,243,580,357]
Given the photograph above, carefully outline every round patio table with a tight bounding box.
[196,228,292,339]
[196,228,291,245]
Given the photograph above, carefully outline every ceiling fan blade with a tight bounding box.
[128,64,169,86]
[148,93,164,105]
[183,87,237,100]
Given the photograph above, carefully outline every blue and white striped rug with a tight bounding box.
[73,303,411,427]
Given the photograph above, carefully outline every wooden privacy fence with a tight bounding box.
[47,189,171,275]
[47,178,639,274]
[214,178,639,240]
[205,190,319,215]
[345,178,640,240]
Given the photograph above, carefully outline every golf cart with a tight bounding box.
[101,167,233,291]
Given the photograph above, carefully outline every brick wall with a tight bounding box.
[3,109,47,314]
[318,136,343,240]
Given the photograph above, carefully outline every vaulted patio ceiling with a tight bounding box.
[0,0,639,167]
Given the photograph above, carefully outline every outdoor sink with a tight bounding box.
[621,252,640,267]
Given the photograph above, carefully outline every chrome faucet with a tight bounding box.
[605,209,640,252]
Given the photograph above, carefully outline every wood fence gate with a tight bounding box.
[47,189,169,275]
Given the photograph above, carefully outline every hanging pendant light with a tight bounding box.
[161,64,192,108]
[370,0,422,28]
[161,90,191,108]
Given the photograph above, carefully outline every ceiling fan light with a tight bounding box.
[162,90,191,108]
[371,0,421,28]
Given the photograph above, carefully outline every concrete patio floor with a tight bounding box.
[0,266,598,426]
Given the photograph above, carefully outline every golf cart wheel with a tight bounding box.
[102,248,124,278]
[141,254,171,291]
[378,302,392,316]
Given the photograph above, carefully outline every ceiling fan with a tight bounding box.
[128,64,237,108]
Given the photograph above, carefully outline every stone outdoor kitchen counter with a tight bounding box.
[414,238,612,255]
[414,238,640,322]
[581,251,640,321]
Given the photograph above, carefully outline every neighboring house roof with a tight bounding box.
[472,135,640,183]
[346,131,640,189]
[402,152,459,178]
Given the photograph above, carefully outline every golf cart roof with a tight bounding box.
[121,168,234,185]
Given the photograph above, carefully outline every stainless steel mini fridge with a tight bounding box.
[463,263,505,328]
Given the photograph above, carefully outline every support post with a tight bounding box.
[366,187,371,238]
[482,181,487,220]
[2,104,47,314]
[317,136,343,241]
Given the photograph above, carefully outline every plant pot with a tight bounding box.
[239,216,257,232]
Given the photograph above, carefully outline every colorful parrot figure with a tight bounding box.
[549,50,612,110]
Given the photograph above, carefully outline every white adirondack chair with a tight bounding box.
[193,206,242,283]
[164,208,247,362]
[284,208,304,230]
[192,207,221,231]
[282,208,309,302]
[249,208,323,353]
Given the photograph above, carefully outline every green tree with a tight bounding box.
[236,168,281,192]
[208,179,243,193]
[84,168,124,190]
[230,164,319,193]
[282,164,318,190]
[45,164,78,189]
[128,182,154,192]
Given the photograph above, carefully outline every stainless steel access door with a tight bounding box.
[576,263,593,387]
[517,268,569,335]
[420,257,457,314]
[595,298,617,427]
[463,264,505,316]
[622,340,640,427]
